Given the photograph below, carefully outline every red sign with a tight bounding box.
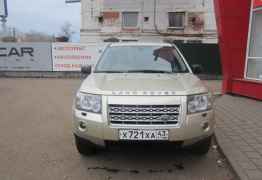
[254,0,262,8]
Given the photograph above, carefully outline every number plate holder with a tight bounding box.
[119,129,169,141]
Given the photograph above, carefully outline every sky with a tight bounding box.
[5,0,81,42]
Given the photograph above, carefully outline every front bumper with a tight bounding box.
[73,108,215,147]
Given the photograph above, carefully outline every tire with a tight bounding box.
[74,134,97,156]
[189,136,212,155]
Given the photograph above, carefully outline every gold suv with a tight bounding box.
[73,43,214,156]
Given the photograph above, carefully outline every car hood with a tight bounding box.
[79,73,208,96]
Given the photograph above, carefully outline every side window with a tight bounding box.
[246,10,262,80]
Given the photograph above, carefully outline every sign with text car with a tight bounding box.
[0,43,52,71]
[52,43,105,72]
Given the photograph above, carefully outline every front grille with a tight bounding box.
[108,104,180,125]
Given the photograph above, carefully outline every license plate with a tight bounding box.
[119,129,169,141]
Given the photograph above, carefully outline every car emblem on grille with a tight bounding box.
[160,115,170,122]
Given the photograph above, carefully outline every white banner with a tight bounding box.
[52,43,106,72]
[0,43,52,71]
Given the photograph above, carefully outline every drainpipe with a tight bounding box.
[141,1,144,33]
[153,0,162,34]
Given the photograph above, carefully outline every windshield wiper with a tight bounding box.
[94,70,188,74]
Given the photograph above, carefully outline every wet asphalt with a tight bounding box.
[0,79,236,180]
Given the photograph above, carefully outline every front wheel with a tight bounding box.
[189,136,212,155]
[74,134,97,156]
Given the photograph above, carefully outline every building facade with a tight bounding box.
[80,0,217,43]
[214,0,262,100]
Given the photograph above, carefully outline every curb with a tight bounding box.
[0,72,222,80]
[0,72,86,79]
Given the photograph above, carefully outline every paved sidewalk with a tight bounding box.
[203,80,222,94]
[215,95,262,180]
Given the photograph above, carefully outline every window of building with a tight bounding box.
[246,10,262,80]
[122,12,139,28]
[168,12,185,29]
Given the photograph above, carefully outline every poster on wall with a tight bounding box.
[52,43,106,72]
[0,43,52,71]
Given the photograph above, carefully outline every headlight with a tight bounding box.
[75,92,102,114]
[187,94,212,114]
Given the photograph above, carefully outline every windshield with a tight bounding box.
[95,46,189,73]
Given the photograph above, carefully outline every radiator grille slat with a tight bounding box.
[108,104,180,125]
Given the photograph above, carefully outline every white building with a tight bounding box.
[80,0,217,43]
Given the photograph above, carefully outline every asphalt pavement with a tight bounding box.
[0,79,236,180]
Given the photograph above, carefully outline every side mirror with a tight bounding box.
[191,64,203,74]
[81,65,92,75]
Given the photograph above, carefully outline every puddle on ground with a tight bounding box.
[87,163,185,174]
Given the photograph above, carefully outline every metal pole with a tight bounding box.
[153,0,161,34]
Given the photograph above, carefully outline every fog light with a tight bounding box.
[79,121,87,131]
[202,122,210,131]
